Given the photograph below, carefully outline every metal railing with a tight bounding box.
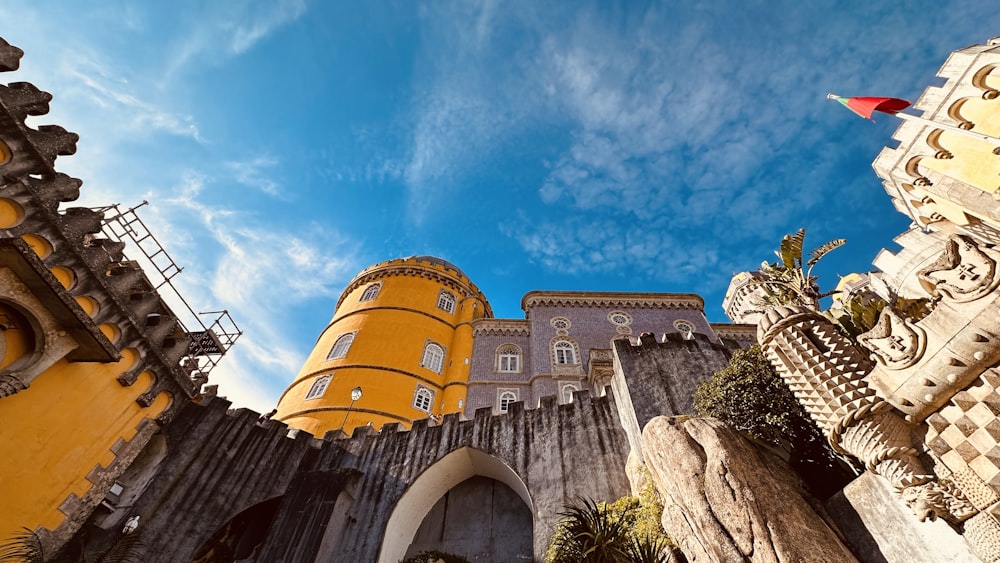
[88,201,241,380]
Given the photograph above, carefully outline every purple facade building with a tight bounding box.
[465,290,755,415]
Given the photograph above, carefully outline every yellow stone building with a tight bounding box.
[874,36,1000,244]
[0,38,238,550]
[275,256,492,435]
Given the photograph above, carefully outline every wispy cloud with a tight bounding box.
[67,60,204,142]
[395,2,998,285]
[225,156,281,196]
[134,172,361,410]
[229,0,308,55]
[165,0,309,77]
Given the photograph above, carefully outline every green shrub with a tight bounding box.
[545,478,674,563]
[695,344,855,498]
[400,549,471,563]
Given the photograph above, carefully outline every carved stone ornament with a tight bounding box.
[857,307,926,369]
[918,234,1000,302]
[900,479,977,524]
[759,305,975,524]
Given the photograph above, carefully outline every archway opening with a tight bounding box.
[379,447,533,563]
[191,496,283,563]
[403,475,532,561]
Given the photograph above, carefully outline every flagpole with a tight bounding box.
[826,93,1000,147]
[892,111,1000,147]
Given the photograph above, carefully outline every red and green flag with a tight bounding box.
[827,92,1000,146]
[827,94,911,121]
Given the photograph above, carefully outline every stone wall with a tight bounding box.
[73,389,632,562]
[612,332,739,458]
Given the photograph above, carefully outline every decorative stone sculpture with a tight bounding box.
[859,235,1000,423]
[757,305,974,524]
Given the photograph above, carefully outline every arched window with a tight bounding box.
[305,375,332,400]
[437,290,456,314]
[421,342,445,374]
[561,384,580,404]
[360,283,381,302]
[327,333,355,360]
[498,390,518,413]
[553,340,577,365]
[413,386,434,412]
[496,344,521,373]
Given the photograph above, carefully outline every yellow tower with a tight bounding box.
[275,256,491,436]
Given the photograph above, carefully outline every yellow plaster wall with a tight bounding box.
[0,304,33,370]
[921,96,1000,194]
[20,234,53,259]
[0,350,169,537]
[0,198,25,228]
[276,259,490,436]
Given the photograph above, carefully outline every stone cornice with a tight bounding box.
[335,258,493,316]
[521,291,704,311]
[710,323,758,341]
[472,318,530,336]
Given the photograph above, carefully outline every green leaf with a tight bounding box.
[807,238,846,267]
[779,229,806,269]
[0,528,43,563]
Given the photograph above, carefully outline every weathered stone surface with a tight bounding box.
[612,333,737,458]
[826,472,979,563]
[71,391,632,562]
[625,449,648,496]
[642,416,857,563]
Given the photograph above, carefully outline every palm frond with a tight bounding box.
[92,532,145,563]
[551,497,631,562]
[778,229,806,269]
[628,533,671,563]
[807,238,846,267]
[0,528,43,563]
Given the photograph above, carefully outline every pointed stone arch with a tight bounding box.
[378,446,532,563]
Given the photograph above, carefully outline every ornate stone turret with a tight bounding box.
[758,305,974,524]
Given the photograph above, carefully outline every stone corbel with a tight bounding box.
[827,400,975,523]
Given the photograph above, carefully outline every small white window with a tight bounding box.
[437,290,456,314]
[496,344,521,373]
[413,386,434,412]
[498,390,518,413]
[305,375,332,400]
[553,340,577,365]
[561,384,580,404]
[327,333,355,360]
[360,283,381,302]
[421,342,446,373]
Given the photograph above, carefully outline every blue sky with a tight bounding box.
[4,2,1000,412]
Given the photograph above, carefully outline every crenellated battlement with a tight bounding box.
[102,382,631,562]
[611,331,736,458]
[211,382,617,451]
[615,330,737,353]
